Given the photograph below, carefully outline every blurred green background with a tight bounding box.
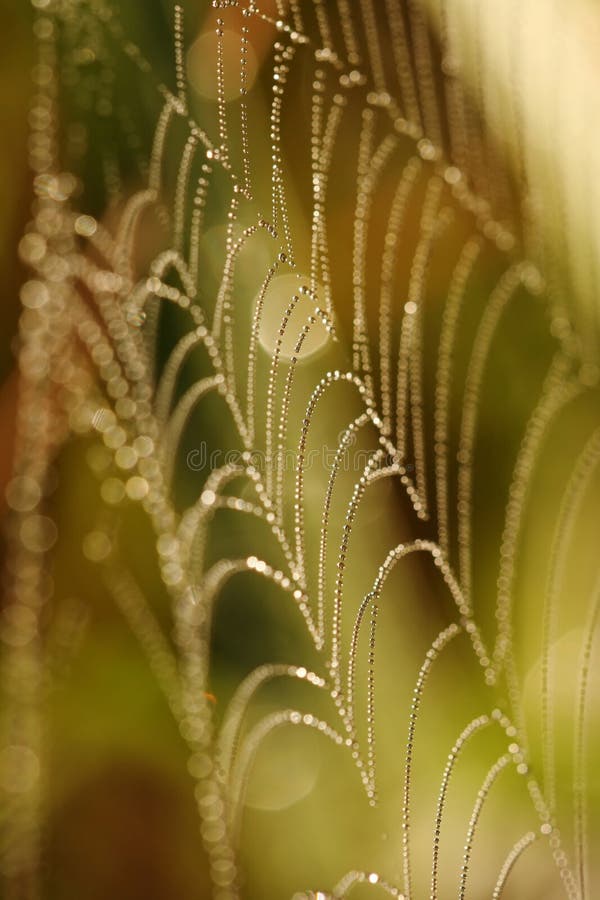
[2,2,600,899]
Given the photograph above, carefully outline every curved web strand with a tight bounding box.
[5,1,600,898]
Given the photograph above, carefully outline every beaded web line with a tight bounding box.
[3,1,600,898]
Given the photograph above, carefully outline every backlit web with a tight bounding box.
[3,1,600,897]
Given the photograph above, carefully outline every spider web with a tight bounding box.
[2,1,600,898]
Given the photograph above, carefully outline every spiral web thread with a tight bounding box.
[2,0,600,897]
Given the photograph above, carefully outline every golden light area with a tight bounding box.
[243,726,321,812]
[523,626,600,741]
[257,274,330,361]
[187,28,258,102]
